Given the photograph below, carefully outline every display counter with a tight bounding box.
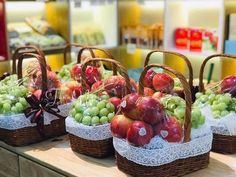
[0,135,235,177]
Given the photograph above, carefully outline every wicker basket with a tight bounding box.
[115,62,211,177]
[199,53,236,154]
[0,52,66,146]
[69,134,113,158]
[144,50,198,101]
[67,57,131,158]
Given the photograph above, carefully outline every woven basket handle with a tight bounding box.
[12,45,44,74]
[77,46,117,75]
[17,53,48,93]
[81,58,132,94]
[139,64,192,143]
[63,43,95,64]
[144,50,193,89]
[199,54,236,93]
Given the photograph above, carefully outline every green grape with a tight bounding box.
[11,106,18,113]
[101,95,109,100]
[70,109,77,117]
[106,103,115,112]
[83,108,93,116]
[100,116,108,124]
[75,103,84,113]
[97,101,106,110]
[19,97,28,107]
[75,113,83,123]
[87,99,98,107]
[15,102,23,112]
[90,107,99,116]
[195,92,203,99]
[108,112,115,122]
[220,110,229,117]
[91,116,100,125]
[82,116,91,126]
[99,108,109,117]
[2,103,11,113]
[174,107,185,119]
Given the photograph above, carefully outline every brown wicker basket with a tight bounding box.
[69,134,114,158]
[67,57,131,158]
[199,53,236,154]
[115,62,210,177]
[0,52,66,146]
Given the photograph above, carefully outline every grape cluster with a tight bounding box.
[160,95,205,128]
[70,93,115,126]
[0,75,29,114]
[58,62,74,82]
[195,91,236,118]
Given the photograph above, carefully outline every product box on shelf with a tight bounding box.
[189,29,202,52]
[175,28,189,50]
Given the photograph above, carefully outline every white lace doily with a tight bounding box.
[0,103,70,130]
[200,105,236,135]
[113,125,212,166]
[65,116,112,140]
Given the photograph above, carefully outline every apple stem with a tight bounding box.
[139,128,147,136]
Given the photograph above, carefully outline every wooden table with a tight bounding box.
[0,135,236,177]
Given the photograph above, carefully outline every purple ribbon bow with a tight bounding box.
[24,89,65,136]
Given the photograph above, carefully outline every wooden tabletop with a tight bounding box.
[0,135,236,177]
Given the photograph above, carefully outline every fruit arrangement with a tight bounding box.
[70,93,115,126]
[197,54,236,154]
[113,63,212,177]
[66,58,132,158]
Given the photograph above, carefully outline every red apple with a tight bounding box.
[127,121,153,147]
[85,65,102,86]
[110,115,134,139]
[104,76,126,98]
[152,73,174,93]
[143,69,156,88]
[137,96,165,125]
[154,116,183,143]
[221,76,236,93]
[121,93,140,120]
[70,64,83,82]
[109,97,121,113]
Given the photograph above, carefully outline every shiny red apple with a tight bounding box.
[136,96,165,125]
[85,65,102,86]
[127,121,153,147]
[221,76,236,93]
[143,69,156,88]
[152,73,174,93]
[70,64,83,82]
[154,116,183,143]
[110,115,134,139]
[121,93,140,120]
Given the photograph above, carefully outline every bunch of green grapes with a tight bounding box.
[70,93,115,126]
[0,75,29,115]
[58,62,75,82]
[161,95,205,128]
[195,91,236,118]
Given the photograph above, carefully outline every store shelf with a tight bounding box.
[168,48,217,57]
[10,45,66,57]
[0,136,235,177]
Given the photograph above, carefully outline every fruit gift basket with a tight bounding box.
[143,50,196,100]
[66,58,132,158]
[112,63,213,177]
[0,53,66,146]
[195,54,236,154]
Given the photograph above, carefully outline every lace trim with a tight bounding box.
[65,116,112,140]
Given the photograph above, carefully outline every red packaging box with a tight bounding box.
[175,28,188,50]
[190,29,202,52]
